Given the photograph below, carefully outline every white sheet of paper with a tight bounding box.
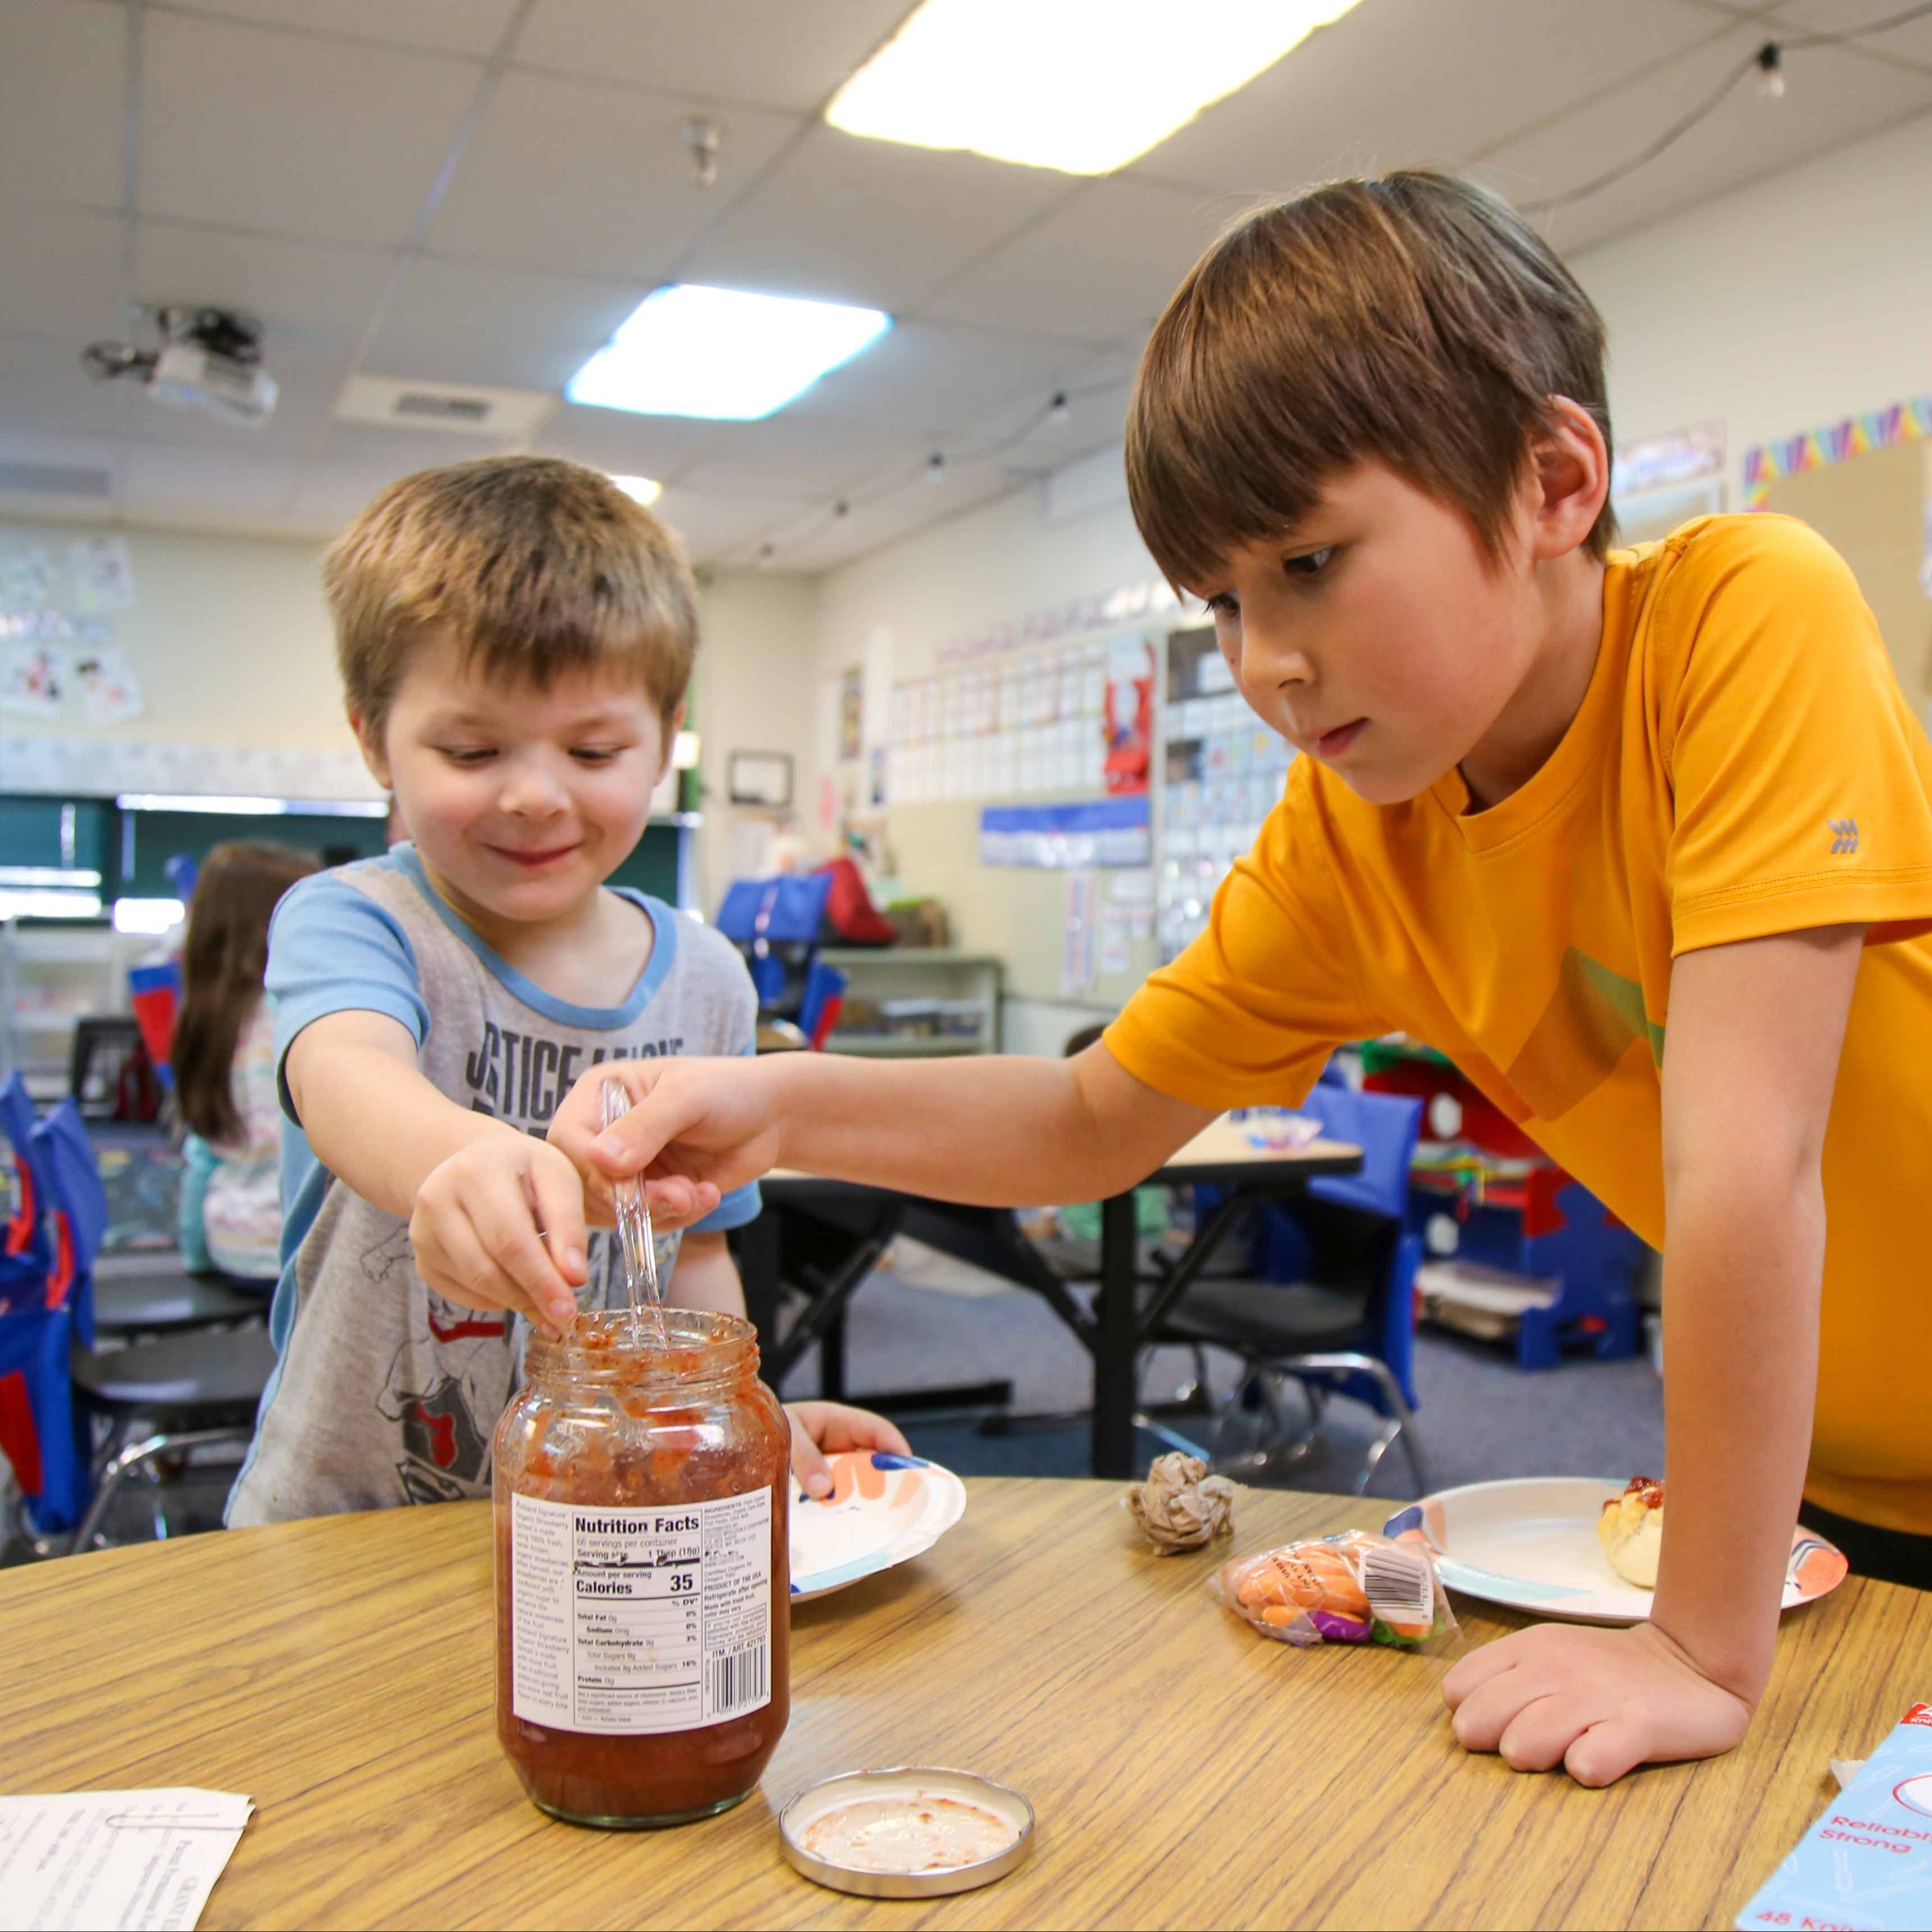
[0,1788,252,1932]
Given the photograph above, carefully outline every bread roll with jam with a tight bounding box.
[1598,1476,1663,1588]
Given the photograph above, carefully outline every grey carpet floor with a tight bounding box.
[778,1239,1665,1501]
[4,1230,1665,1563]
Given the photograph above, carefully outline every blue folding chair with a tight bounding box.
[1159,1080,1429,1494]
[41,1103,274,1554]
[0,1073,51,1299]
[0,1100,103,1536]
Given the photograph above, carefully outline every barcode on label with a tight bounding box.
[710,1645,767,1717]
[1362,1543,1433,1629]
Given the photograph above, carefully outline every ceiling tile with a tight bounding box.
[167,0,525,58]
[920,177,1229,343]
[363,254,649,392]
[0,0,125,210]
[424,67,800,279]
[285,454,406,527]
[139,10,483,246]
[536,403,733,481]
[651,486,820,560]
[0,203,122,342]
[0,332,343,453]
[1755,0,1932,72]
[311,419,534,475]
[1477,35,1932,253]
[0,335,151,438]
[0,427,120,463]
[748,469,1026,573]
[678,124,1076,312]
[289,420,547,527]
[674,416,913,495]
[510,0,915,111]
[1132,0,1730,196]
[135,220,392,361]
[780,322,1095,434]
[119,438,303,514]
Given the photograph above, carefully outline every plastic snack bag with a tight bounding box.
[1212,1530,1457,1648]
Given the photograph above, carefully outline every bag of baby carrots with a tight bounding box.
[1212,1530,1456,1649]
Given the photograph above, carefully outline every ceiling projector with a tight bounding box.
[83,307,279,426]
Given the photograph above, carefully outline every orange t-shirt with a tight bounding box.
[1107,514,1932,1533]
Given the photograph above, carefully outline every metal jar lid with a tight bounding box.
[778,1766,1035,1899]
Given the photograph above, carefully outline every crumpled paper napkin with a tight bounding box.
[1126,1451,1238,1553]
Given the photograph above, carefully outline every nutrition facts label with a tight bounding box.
[510,1488,773,1735]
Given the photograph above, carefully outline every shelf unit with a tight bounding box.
[1,919,142,1101]
[817,949,1003,1057]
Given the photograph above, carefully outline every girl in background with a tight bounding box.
[174,843,317,1284]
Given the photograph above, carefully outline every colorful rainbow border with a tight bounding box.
[1743,396,1932,510]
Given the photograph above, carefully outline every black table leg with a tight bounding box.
[730,1213,783,1356]
[1092,1189,1140,1479]
[819,1294,848,1402]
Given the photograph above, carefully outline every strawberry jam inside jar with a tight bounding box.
[493,1308,790,1828]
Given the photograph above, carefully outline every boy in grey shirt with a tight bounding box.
[228,455,902,1525]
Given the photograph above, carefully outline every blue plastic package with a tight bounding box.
[1739,1702,1932,1930]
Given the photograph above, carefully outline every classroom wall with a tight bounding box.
[1576,108,1932,506]
[808,483,1163,1033]
[690,567,817,918]
[0,516,819,911]
[805,103,1932,1037]
[0,517,346,751]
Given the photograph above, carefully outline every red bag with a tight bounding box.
[813,857,895,946]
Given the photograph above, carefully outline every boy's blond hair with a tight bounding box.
[1127,171,1615,590]
[322,454,699,744]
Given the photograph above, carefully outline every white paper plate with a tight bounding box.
[790,1451,967,1603]
[1383,1476,1848,1625]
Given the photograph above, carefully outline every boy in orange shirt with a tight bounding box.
[443,175,1932,1784]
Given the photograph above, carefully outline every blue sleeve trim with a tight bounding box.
[265,873,430,1122]
[692,1180,762,1233]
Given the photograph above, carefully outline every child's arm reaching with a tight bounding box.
[547,1038,1217,1229]
[1443,922,1862,1785]
[286,1009,585,1337]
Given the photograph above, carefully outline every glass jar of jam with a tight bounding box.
[493,1308,790,1828]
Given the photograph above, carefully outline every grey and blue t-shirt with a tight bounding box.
[226,843,760,1526]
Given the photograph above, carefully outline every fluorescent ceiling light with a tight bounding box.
[0,888,101,921]
[0,865,101,888]
[828,0,1362,175]
[567,285,891,421]
[115,793,388,817]
[610,474,662,506]
[112,897,185,935]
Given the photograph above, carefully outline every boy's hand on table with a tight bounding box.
[409,1131,588,1339]
[549,1055,770,1230]
[785,1401,911,1501]
[1442,1619,1751,1785]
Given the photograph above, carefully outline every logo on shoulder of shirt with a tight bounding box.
[1829,817,1859,856]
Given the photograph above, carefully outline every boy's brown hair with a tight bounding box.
[1126,170,1615,590]
[322,454,699,744]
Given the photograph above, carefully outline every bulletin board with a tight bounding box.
[1763,438,1932,711]
[884,630,1159,1008]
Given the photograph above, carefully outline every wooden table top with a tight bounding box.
[4,1479,1923,1930]
[1155,1116,1360,1180]
[764,1119,1361,1192]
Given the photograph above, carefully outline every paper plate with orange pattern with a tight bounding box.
[789,1451,968,1603]
[1384,1478,1849,1625]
